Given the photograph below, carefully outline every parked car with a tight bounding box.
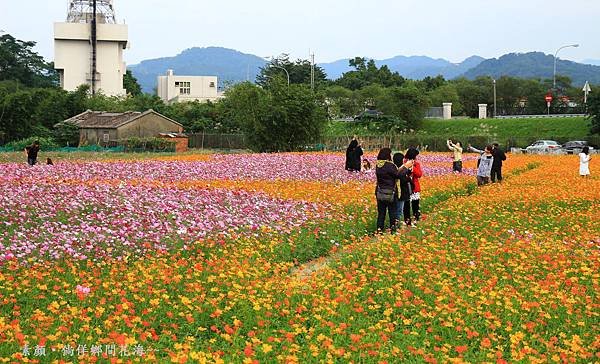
[354,109,383,121]
[524,140,561,154]
[562,140,594,154]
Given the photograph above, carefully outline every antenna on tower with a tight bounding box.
[67,0,116,24]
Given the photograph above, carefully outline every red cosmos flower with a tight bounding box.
[455,345,468,354]
[244,345,254,357]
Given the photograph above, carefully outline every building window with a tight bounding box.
[103,132,110,143]
[209,82,215,88]
[177,81,191,95]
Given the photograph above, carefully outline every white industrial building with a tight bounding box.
[157,70,222,104]
[54,0,128,97]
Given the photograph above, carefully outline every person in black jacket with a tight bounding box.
[375,148,413,234]
[491,143,507,182]
[24,140,40,166]
[345,139,363,171]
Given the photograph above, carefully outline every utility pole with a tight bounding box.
[493,79,497,118]
[91,0,97,95]
[310,52,315,91]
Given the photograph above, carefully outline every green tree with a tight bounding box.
[0,87,74,141]
[256,55,328,89]
[453,77,493,118]
[357,84,386,110]
[222,81,326,152]
[336,58,405,90]
[323,86,361,119]
[123,70,142,96]
[520,79,546,114]
[53,121,80,146]
[428,83,463,115]
[0,33,58,88]
[418,75,447,92]
[589,91,600,134]
[377,85,428,129]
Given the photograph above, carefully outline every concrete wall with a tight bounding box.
[157,72,220,103]
[79,128,118,146]
[54,22,128,96]
[117,113,183,139]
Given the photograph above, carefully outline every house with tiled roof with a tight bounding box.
[62,109,183,146]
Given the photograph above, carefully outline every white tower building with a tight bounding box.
[54,0,128,96]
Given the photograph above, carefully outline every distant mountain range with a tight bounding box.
[463,52,600,86]
[129,47,267,93]
[129,47,600,93]
[319,55,486,80]
[582,59,600,66]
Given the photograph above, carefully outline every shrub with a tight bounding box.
[222,81,327,152]
[4,136,59,151]
[589,92,600,134]
[122,137,176,152]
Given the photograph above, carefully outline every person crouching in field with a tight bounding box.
[447,139,463,172]
[393,152,412,227]
[375,148,413,234]
[469,144,494,186]
[362,158,372,172]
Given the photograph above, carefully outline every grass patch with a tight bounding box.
[326,117,592,141]
[415,117,591,140]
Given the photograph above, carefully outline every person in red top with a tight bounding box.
[403,148,423,225]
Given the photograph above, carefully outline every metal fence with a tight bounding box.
[186,133,600,152]
[425,107,444,118]
[188,133,247,150]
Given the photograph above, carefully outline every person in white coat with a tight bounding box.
[579,146,592,177]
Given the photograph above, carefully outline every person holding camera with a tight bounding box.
[345,137,363,172]
[447,139,463,173]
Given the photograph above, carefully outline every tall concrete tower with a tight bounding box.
[54,0,128,96]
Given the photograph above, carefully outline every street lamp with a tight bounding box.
[553,44,579,89]
[493,79,497,118]
[271,64,290,86]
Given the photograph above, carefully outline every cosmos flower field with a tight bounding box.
[0,152,598,363]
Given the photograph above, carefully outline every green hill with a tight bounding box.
[463,52,600,86]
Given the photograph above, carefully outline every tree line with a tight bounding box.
[1,33,598,152]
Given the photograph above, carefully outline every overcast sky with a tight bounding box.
[1,0,599,65]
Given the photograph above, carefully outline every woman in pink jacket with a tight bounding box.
[403,148,423,225]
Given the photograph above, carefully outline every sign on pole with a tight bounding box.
[545,93,553,115]
[583,81,592,104]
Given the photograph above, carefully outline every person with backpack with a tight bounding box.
[375,148,413,234]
